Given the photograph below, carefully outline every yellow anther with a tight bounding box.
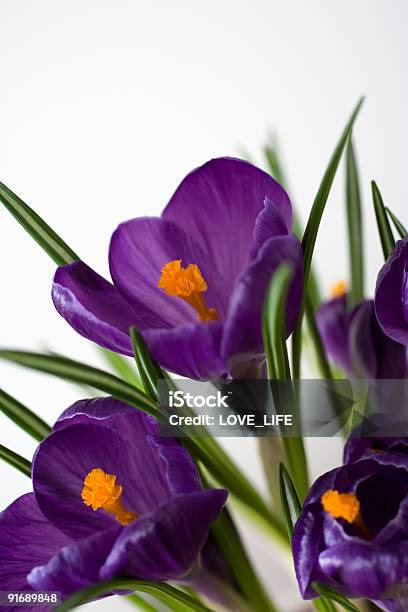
[321,489,360,524]
[82,468,137,526]
[158,260,219,322]
[330,280,347,298]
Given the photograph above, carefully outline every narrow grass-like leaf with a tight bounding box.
[130,326,165,401]
[346,137,364,308]
[99,347,143,389]
[262,264,292,379]
[0,444,31,477]
[312,583,359,611]
[313,598,337,612]
[262,265,308,498]
[211,509,277,612]
[292,97,364,378]
[56,580,212,612]
[0,388,51,441]
[386,207,407,239]
[304,299,333,380]
[0,181,79,266]
[372,181,395,259]
[0,350,158,418]
[126,594,157,612]
[279,463,301,540]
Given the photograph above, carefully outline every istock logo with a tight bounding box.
[168,390,230,409]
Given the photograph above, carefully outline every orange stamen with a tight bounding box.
[321,489,370,538]
[330,280,347,298]
[158,260,219,322]
[82,468,137,526]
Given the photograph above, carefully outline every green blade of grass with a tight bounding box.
[279,463,301,540]
[56,580,212,612]
[346,137,364,308]
[312,583,359,611]
[0,388,51,441]
[0,444,31,477]
[0,181,79,266]
[130,326,166,401]
[386,207,407,239]
[372,181,395,260]
[98,347,143,389]
[292,97,364,378]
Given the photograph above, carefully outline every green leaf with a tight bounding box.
[312,583,359,611]
[262,264,292,380]
[0,350,158,418]
[304,298,333,380]
[0,444,31,477]
[292,97,364,378]
[313,598,337,612]
[126,594,158,612]
[262,264,308,499]
[386,207,407,239]
[0,181,79,266]
[346,137,364,308]
[0,388,51,441]
[279,463,301,540]
[130,326,166,401]
[372,181,395,259]
[98,347,143,389]
[56,580,212,612]
[211,509,277,612]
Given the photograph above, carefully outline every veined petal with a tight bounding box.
[375,237,408,345]
[249,196,289,259]
[28,527,120,601]
[162,158,293,299]
[0,493,70,611]
[142,320,225,379]
[52,261,136,355]
[100,489,228,581]
[221,234,303,366]
[33,423,172,539]
[109,217,227,323]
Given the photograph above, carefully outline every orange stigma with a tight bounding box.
[330,280,347,298]
[81,468,137,526]
[158,260,219,322]
[321,489,370,538]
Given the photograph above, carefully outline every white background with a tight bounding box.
[0,1,407,610]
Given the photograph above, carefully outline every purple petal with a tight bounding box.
[100,489,228,581]
[52,261,136,355]
[0,493,70,610]
[54,397,203,495]
[344,435,408,464]
[143,321,226,379]
[28,527,120,600]
[316,295,351,374]
[221,234,303,366]
[33,423,173,539]
[109,217,227,322]
[162,158,293,300]
[249,196,289,258]
[319,541,408,601]
[375,237,408,345]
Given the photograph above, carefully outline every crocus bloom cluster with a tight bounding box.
[316,291,408,378]
[52,157,303,379]
[293,435,408,611]
[375,237,408,346]
[0,397,227,607]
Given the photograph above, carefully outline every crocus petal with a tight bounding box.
[162,158,293,299]
[249,196,289,258]
[54,397,203,495]
[344,434,408,464]
[0,493,70,610]
[100,489,228,581]
[316,295,350,373]
[375,237,408,345]
[221,234,303,366]
[143,321,225,379]
[109,217,227,322]
[28,526,121,601]
[33,423,174,539]
[52,261,136,355]
[319,541,408,601]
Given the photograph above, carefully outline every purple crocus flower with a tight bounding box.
[0,397,227,607]
[375,237,408,346]
[316,292,408,378]
[292,452,408,611]
[52,158,303,379]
